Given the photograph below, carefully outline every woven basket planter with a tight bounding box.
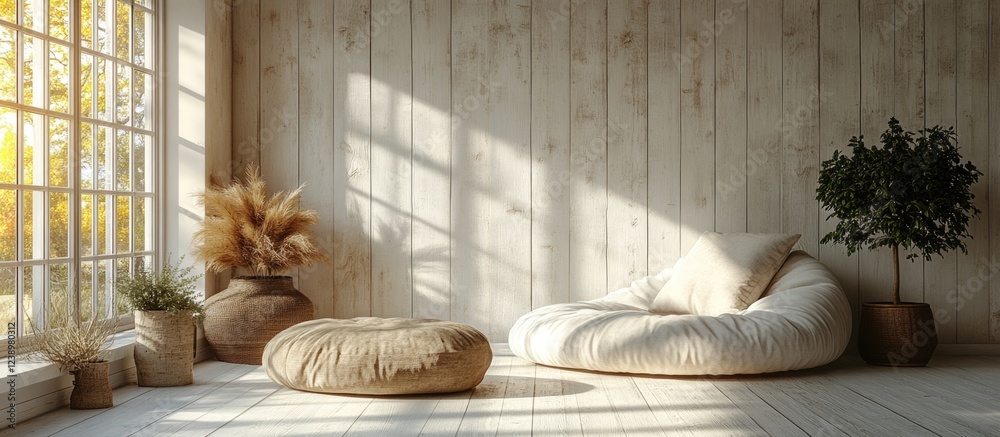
[70,361,113,409]
[203,276,313,365]
[858,302,937,367]
[134,310,195,386]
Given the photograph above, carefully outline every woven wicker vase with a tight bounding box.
[70,361,113,409]
[134,310,195,386]
[858,302,937,367]
[203,276,313,365]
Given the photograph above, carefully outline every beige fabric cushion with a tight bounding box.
[263,318,492,395]
[509,251,852,375]
[650,232,800,316]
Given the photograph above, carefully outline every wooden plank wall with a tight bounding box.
[229,0,1000,343]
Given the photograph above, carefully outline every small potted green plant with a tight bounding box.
[27,303,118,409]
[117,257,203,386]
[816,117,982,366]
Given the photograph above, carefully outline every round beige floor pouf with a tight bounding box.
[263,318,493,395]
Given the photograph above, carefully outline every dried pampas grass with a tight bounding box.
[26,302,118,372]
[193,166,327,276]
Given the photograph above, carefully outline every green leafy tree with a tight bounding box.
[1,0,151,325]
[816,117,982,304]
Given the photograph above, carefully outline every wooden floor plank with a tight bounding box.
[344,394,441,437]
[929,356,1000,390]
[857,362,1000,434]
[212,390,375,436]
[636,375,764,436]
[979,355,1000,367]
[134,368,281,436]
[745,370,936,436]
[417,390,471,436]
[710,379,806,436]
[600,375,666,437]
[894,362,1000,407]
[821,360,993,436]
[530,364,583,436]
[12,353,1000,437]
[738,374,851,436]
[11,384,154,435]
[208,389,349,436]
[564,368,628,436]
[454,355,513,436]
[47,362,253,437]
[496,357,536,435]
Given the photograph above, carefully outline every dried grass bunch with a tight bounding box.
[192,166,327,277]
[26,301,118,372]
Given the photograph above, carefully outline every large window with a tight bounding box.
[0,0,157,334]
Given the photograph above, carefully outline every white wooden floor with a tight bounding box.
[9,347,1000,436]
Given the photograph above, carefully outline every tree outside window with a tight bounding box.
[0,0,156,335]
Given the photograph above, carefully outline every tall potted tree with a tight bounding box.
[816,117,982,366]
[117,257,203,386]
[192,167,327,364]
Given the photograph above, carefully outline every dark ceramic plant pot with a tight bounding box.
[203,276,313,365]
[858,302,937,367]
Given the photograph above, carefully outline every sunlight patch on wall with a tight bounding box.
[178,26,206,96]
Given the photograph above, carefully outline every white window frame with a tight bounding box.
[0,0,160,336]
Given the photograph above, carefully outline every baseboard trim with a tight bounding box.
[935,344,1000,356]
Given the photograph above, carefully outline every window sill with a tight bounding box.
[11,330,136,386]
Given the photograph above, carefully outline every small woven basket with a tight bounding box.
[70,361,113,409]
[858,302,937,366]
[135,310,195,386]
[204,276,314,365]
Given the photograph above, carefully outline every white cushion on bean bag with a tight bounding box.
[650,232,800,316]
[508,251,852,375]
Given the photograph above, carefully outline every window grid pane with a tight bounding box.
[95,258,108,318]
[95,0,111,56]
[80,0,91,48]
[79,260,93,321]
[47,191,68,257]
[132,132,146,191]
[114,62,128,125]
[22,111,43,185]
[21,34,43,108]
[114,195,128,253]
[0,0,14,24]
[48,115,68,186]
[0,107,14,183]
[96,56,110,121]
[0,0,156,335]
[114,0,127,61]
[48,41,70,113]
[21,0,43,33]
[80,194,93,256]
[23,264,40,329]
[0,267,14,326]
[0,190,13,261]
[97,194,109,254]
[114,128,128,190]
[48,0,70,41]
[47,262,68,328]
[23,189,40,260]
[80,52,93,117]
[80,122,93,188]
[0,25,15,102]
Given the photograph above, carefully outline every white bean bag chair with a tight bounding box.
[508,251,852,375]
